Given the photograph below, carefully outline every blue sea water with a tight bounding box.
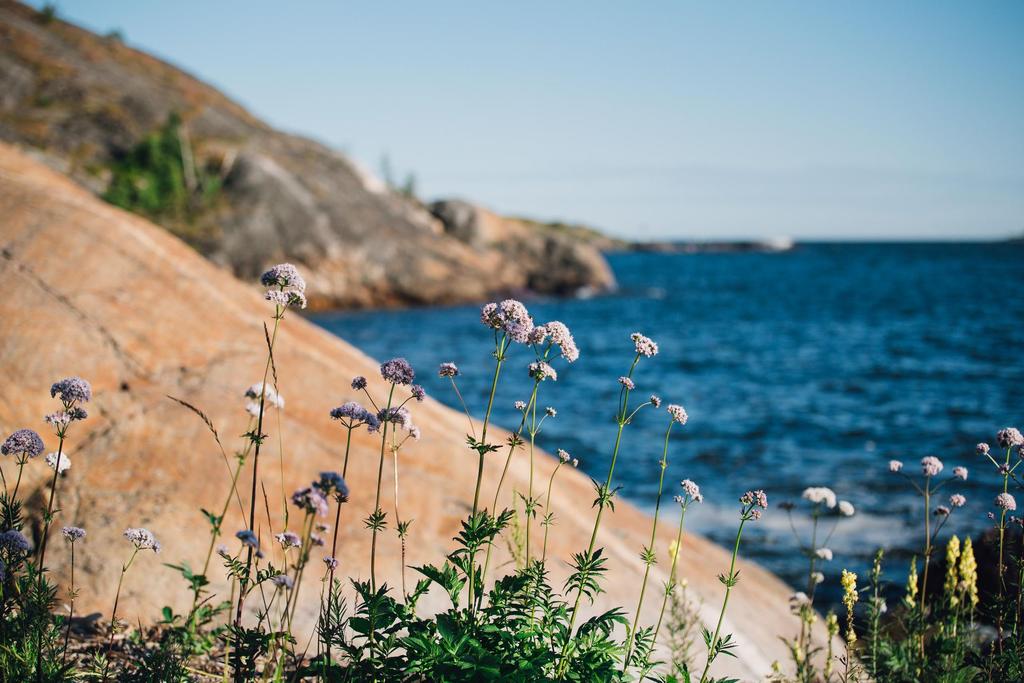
[311,242,1023,608]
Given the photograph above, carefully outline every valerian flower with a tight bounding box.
[260,263,306,293]
[528,361,558,382]
[545,321,580,362]
[618,376,635,390]
[46,452,71,473]
[667,404,688,425]
[275,531,302,549]
[265,289,307,309]
[630,332,659,358]
[271,574,294,589]
[1,429,45,459]
[50,376,92,404]
[889,460,903,472]
[953,466,968,480]
[920,456,943,477]
[438,362,459,378]
[838,500,855,517]
[124,527,161,553]
[996,428,1024,449]
[681,479,703,503]
[802,487,837,509]
[949,493,967,508]
[62,526,86,542]
[351,376,368,390]
[995,492,1017,512]
[236,530,260,549]
[380,358,415,385]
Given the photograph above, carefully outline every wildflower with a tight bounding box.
[61,526,86,542]
[514,400,527,411]
[124,527,161,553]
[380,358,415,385]
[838,500,855,517]
[668,539,680,560]
[841,569,858,643]
[789,592,811,614]
[1,429,45,458]
[245,382,284,409]
[949,493,966,508]
[995,492,1017,512]
[45,451,71,473]
[317,472,349,502]
[310,534,325,547]
[324,556,338,570]
[650,395,662,408]
[410,384,426,401]
[958,537,979,607]
[741,490,768,520]
[953,466,968,480]
[236,530,260,549]
[329,401,376,428]
[811,571,824,585]
[934,505,951,517]
[50,376,92,404]
[260,263,306,293]
[292,487,330,517]
[216,544,230,557]
[0,530,31,554]
[618,376,635,390]
[546,321,580,362]
[527,325,549,346]
[996,427,1024,448]
[681,479,702,502]
[667,404,688,425]
[271,574,294,589]
[889,460,903,472]
[275,531,302,549]
[944,536,961,606]
[481,300,535,343]
[557,449,571,463]
[45,409,87,429]
[571,458,579,468]
[920,456,943,477]
[976,442,990,455]
[265,289,307,309]
[904,559,919,607]
[816,548,834,561]
[802,487,837,509]
[826,611,839,637]
[545,406,557,417]
[438,362,459,378]
[376,406,414,431]
[351,376,368,390]
[528,361,557,381]
[631,332,658,357]
[408,425,422,440]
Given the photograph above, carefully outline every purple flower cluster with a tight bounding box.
[1,429,45,459]
[977,443,990,455]
[324,556,339,571]
[618,376,635,391]
[921,456,944,477]
[438,362,460,378]
[265,289,308,310]
[276,531,302,549]
[558,449,571,463]
[650,395,662,408]
[329,401,379,430]
[271,574,295,589]
[61,526,86,542]
[528,361,557,382]
[50,376,92,404]
[667,404,688,425]
[260,263,306,293]
[481,299,535,343]
[411,385,426,402]
[545,321,579,362]
[44,409,87,431]
[996,492,1017,512]
[317,471,350,502]
[0,530,31,554]
[996,427,1024,449]
[741,490,769,520]
[949,494,967,508]
[681,479,703,503]
[381,357,415,385]
[631,332,659,358]
[124,527,161,553]
[291,487,329,517]
[351,376,368,390]
[236,529,260,549]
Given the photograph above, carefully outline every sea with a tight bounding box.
[311,242,1024,609]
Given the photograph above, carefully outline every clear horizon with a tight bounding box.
[27,1,1024,241]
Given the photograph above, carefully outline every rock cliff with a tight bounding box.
[0,0,614,309]
[0,142,818,679]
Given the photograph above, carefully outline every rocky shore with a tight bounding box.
[0,142,828,679]
[0,1,614,310]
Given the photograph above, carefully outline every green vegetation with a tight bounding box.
[103,114,221,225]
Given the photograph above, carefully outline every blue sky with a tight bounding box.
[33,1,1024,239]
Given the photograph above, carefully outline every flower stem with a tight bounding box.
[623,422,674,670]
[699,512,749,683]
[653,504,688,650]
[370,385,396,592]
[103,548,139,682]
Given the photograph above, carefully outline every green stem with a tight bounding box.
[370,385,396,592]
[61,542,76,667]
[699,513,749,683]
[623,422,674,670]
[234,311,282,636]
[103,548,140,682]
[653,503,688,653]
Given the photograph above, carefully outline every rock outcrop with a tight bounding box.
[0,143,819,679]
[0,0,614,309]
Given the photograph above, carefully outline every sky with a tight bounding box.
[30,1,1024,240]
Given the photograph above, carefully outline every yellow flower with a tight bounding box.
[826,611,839,637]
[958,537,979,608]
[904,557,919,608]
[841,570,858,646]
[944,535,961,606]
[668,539,679,560]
